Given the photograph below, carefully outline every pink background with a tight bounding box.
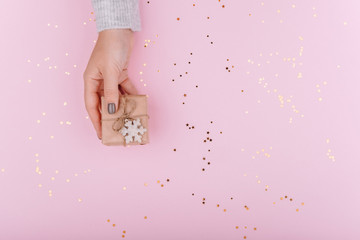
[1,0,360,239]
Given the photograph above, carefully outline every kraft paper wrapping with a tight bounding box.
[100,94,149,146]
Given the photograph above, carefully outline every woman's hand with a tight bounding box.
[83,29,138,140]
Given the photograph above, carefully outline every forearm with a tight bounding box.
[91,0,141,32]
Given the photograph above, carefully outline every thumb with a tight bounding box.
[103,68,120,114]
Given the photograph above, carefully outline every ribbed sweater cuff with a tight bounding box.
[91,0,141,32]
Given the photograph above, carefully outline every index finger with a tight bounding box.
[84,76,102,140]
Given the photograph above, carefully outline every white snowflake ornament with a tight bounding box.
[119,118,147,144]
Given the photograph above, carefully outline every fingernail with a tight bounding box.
[108,103,115,114]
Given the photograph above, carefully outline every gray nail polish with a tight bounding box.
[108,103,115,114]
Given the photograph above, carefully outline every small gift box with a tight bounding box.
[100,94,149,146]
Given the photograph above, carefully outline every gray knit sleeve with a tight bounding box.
[91,0,141,32]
